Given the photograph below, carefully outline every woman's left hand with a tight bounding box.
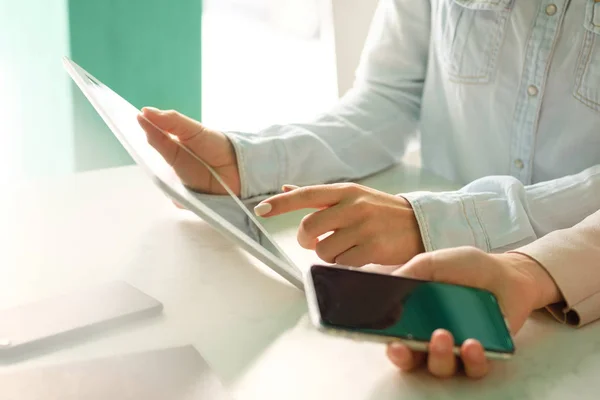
[254,183,424,266]
[380,247,562,379]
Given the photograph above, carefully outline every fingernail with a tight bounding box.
[389,342,409,364]
[433,338,450,353]
[468,343,486,363]
[390,342,408,355]
[143,106,160,114]
[254,203,272,216]
[172,200,186,209]
[282,184,299,192]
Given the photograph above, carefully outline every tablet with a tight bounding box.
[63,57,303,290]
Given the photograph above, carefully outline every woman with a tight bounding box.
[138,0,600,379]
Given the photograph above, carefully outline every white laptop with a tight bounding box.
[63,57,303,290]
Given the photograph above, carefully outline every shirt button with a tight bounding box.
[527,85,539,96]
[514,159,525,170]
[546,4,557,16]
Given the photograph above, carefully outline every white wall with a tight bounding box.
[201,1,338,132]
[330,0,379,97]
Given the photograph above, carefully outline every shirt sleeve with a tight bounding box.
[226,0,431,199]
[402,164,600,253]
[513,211,600,327]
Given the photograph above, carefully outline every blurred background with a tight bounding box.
[0,0,387,184]
[202,0,337,131]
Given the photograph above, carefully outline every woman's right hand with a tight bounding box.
[137,107,241,196]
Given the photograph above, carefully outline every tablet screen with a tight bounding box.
[64,58,303,289]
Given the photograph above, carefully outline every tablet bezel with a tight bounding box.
[63,57,304,290]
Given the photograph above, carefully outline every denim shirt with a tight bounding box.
[224,0,600,253]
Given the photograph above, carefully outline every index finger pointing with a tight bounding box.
[254,185,345,217]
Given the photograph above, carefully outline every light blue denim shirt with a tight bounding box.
[225,0,600,253]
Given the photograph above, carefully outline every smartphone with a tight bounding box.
[305,265,514,360]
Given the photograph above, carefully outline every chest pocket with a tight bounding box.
[437,0,512,84]
[574,0,600,113]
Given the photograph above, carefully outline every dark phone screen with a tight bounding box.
[311,265,514,353]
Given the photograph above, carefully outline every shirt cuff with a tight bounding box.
[401,191,491,252]
[224,131,286,199]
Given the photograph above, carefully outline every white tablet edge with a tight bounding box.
[63,57,304,290]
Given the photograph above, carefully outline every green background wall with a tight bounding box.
[0,0,203,179]
[68,0,203,171]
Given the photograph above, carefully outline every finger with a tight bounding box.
[360,264,402,274]
[282,184,299,192]
[460,339,490,379]
[297,206,356,250]
[394,247,493,289]
[314,226,359,263]
[141,107,205,141]
[393,252,437,280]
[427,329,457,379]
[139,111,213,191]
[172,200,186,209]
[137,113,179,165]
[387,342,426,372]
[334,244,375,267]
[254,185,346,217]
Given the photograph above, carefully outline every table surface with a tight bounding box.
[1,164,599,400]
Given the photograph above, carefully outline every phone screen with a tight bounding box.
[310,265,514,354]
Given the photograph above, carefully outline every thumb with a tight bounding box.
[141,107,204,141]
[394,248,494,290]
[393,252,436,281]
[396,249,522,335]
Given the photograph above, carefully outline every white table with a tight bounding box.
[1,164,599,400]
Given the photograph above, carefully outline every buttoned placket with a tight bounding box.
[509,0,570,183]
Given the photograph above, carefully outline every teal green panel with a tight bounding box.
[0,0,75,180]
[68,0,202,171]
